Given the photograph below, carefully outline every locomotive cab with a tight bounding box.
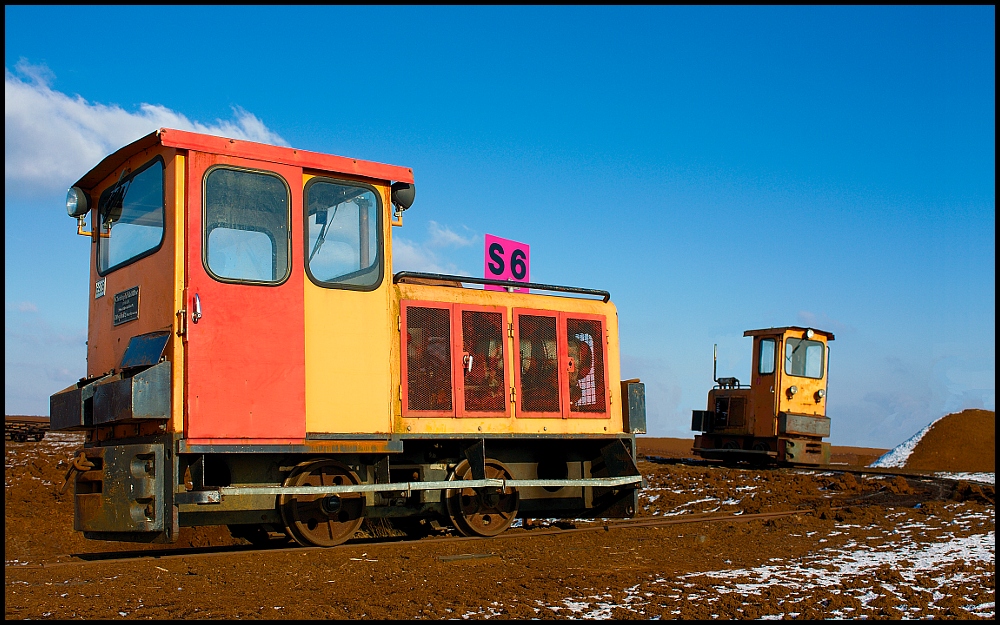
[49,129,646,546]
[691,327,833,465]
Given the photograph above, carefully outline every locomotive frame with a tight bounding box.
[50,129,646,546]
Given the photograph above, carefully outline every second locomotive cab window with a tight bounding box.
[97,158,165,274]
[758,338,776,375]
[305,180,381,289]
[204,168,290,284]
[785,338,824,379]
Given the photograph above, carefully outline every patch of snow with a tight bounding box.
[677,528,994,617]
[935,472,995,485]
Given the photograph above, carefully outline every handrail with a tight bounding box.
[217,475,643,497]
[393,271,611,303]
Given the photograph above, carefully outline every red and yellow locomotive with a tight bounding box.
[50,129,646,546]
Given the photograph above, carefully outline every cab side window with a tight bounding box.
[97,158,165,274]
[758,338,776,375]
[204,167,290,284]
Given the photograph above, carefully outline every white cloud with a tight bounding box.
[392,237,463,274]
[427,220,476,248]
[4,59,287,200]
[796,310,854,335]
[392,220,479,275]
[6,301,39,313]
[829,350,995,448]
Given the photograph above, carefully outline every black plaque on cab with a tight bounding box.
[113,286,140,326]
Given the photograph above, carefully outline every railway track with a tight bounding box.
[644,455,994,484]
[9,508,811,571]
[11,461,989,572]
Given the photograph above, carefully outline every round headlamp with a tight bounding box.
[805,329,815,339]
[788,385,799,396]
[66,187,89,218]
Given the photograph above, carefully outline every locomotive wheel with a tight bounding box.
[279,460,365,547]
[446,458,519,538]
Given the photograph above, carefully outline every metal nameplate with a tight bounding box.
[113,286,140,326]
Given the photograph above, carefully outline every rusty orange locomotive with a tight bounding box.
[691,327,833,465]
[50,129,646,546]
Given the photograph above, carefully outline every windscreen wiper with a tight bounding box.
[101,168,132,227]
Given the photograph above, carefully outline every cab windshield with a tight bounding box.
[304,179,382,290]
[784,338,825,379]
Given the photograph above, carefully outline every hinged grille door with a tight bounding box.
[566,317,608,417]
[402,303,454,416]
[514,312,562,417]
[457,307,508,417]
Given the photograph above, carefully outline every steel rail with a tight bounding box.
[784,464,991,482]
[643,455,992,485]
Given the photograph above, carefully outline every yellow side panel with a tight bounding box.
[393,283,624,436]
[303,176,393,434]
[170,153,186,434]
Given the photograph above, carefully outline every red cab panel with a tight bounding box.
[184,152,306,442]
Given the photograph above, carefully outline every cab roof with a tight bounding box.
[72,128,414,191]
[743,327,835,341]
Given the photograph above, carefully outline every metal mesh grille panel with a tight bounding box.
[518,315,560,413]
[461,311,506,413]
[567,318,606,413]
[405,306,452,411]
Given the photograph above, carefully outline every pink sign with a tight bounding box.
[484,234,529,292]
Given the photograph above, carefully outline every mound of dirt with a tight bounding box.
[904,409,995,472]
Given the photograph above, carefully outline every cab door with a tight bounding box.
[749,336,779,437]
[185,152,306,442]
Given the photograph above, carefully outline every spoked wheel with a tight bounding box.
[446,458,519,538]
[279,460,366,547]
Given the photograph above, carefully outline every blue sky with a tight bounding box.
[5,6,995,447]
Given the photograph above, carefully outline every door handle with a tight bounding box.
[462,353,474,374]
[192,293,202,324]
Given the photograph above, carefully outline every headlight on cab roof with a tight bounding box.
[66,186,89,218]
